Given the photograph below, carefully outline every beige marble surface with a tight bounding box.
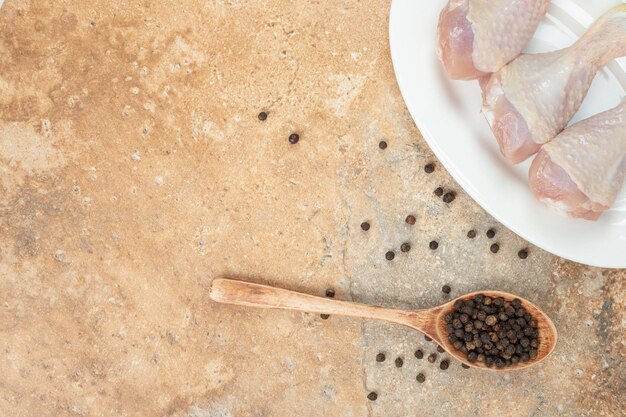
[0,1,624,416]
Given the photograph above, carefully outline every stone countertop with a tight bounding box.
[0,1,623,416]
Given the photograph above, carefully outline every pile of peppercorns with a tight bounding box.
[445,294,539,368]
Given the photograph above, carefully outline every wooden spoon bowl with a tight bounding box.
[429,290,557,370]
[209,278,557,371]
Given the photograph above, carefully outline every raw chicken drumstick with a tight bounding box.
[529,101,626,221]
[482,4,626,164]
[437,0,550,80]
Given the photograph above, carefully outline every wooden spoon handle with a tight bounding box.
[210,278,415,326]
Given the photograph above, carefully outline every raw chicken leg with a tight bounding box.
[529,101,626,220]
[437,0,550,80]
[482,5,626,164]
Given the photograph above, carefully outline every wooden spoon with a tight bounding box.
[209,278,557,370]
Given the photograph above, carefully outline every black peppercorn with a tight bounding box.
[434,187,444,197]
[289,133,299,144]
[490,243,500,253]
[395,357,404,368]
[385,251,395,261]
[424,335,432,342]
[442,284,451,294]
[467,230,477,239]
[424,163,435,173]
[439,360,449,370]
[486,229,496,238]
[414,349,424,359]
[401,242,411,253]
[518,249,529,259]
[427,353,437,363]
[258,111,268,121]
[467,351,478,362]
[416,373,426,383]
[320,314,330,320]
[360,222,370,231]
[442,192,456,203]
[461,363,470,369]
[437,345,445,353]
[367,392,378,401]
[379,140,387,149]
[405,215,416,225]
[325,289,335,298]
[429,241,439,250]
[376,353,386,362]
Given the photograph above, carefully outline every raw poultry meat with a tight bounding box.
[437,0,550,80]
[482,4,626,164]
[529,101,626,221]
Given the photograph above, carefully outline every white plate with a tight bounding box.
[389,0,626,268]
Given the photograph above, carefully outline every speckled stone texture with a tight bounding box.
[0,1,623,416]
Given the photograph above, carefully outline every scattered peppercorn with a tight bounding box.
[414,349,424,359]
[424,163,435,173]
[289,133,299,144]
[429,241,439,250]
[379,140,387,149]
[416,373,426,383]
[461,363,470,369]
[401,242,411,253]
[444,294,540,368]
[395,357,404,368]
[434,187,444,197]
[442,285,451,294]
[467,230,476,239]
[442,192,456,203]
[361,222,370,231]
[486,229,496,239]
[385,251,395,261]
[518,249,529,259]
[439,360,449,370]
[405,215,416,225]
[258,111,268,121]
[376,353,386,363]
[320,314,330,320]
[490,243,500,253]
[424,335,432,342]
[437,345,445,353]
[325,289,335,298]
[367,392,378,401]
[428,353,437,363]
